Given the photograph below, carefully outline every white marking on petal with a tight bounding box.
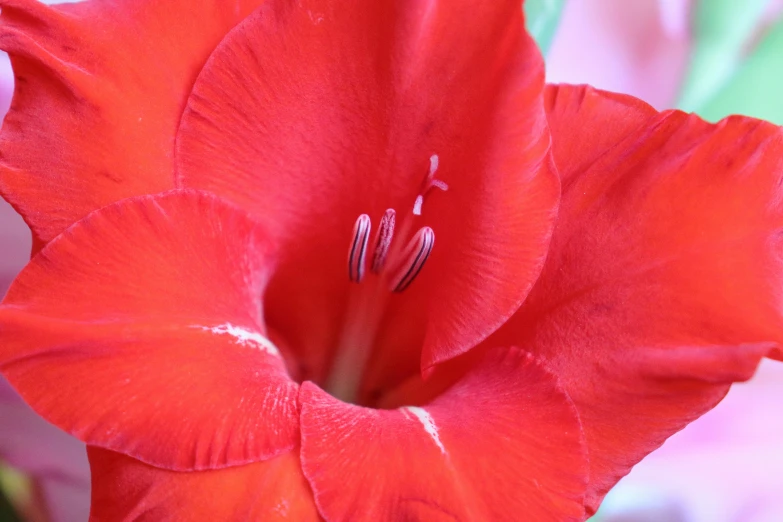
[273,499,290,516]
[192,323,280,357]
[308,10,325,25]
[404,406,446,454]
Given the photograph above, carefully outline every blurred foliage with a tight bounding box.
[0,492,21,522]
[536,0,783,123]
[0,465,26,522]
[677,0,771,112]
[694,14,783,123]
[525,0,566,55]
[673,0,783,123]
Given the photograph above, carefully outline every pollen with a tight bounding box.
[371,209,396,274]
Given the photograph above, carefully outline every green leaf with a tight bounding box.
[524,0,566,56]
[0,466,26,522]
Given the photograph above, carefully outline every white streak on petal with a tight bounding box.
[192,323,280,357]
[404,406,446,454]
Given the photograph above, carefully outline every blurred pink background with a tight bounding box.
[547,0,690,109]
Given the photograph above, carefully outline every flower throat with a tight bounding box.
[325,155,447,403]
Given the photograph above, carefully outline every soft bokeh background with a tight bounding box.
[0,0,782,520]
[538,0,783,121]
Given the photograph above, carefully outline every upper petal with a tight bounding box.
[175,0,559,379]
[492,84,783,513]
[0,190,299,470]
[88,447,320,522]
[0,0,263,247]
[299,347,588,522]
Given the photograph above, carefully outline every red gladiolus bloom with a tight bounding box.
[1,0,782,520]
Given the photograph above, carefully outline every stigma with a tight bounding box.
[413,154,449,216]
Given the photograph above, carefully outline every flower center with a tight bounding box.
[325,155,447,403]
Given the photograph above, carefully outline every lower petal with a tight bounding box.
[0,191,299,470]
[299,347,588,522]
[88,447,320,522]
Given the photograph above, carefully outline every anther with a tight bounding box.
[348,214,371,283]
[389,227,435,292]
[371,209,396,274]
[413,154,448,216]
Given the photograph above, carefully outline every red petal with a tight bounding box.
[88,447,321,521]
[492,85,783,513]
[0,191,299,470]
[175,1,559,382]
[544,84,658,180]
[0,0,263,246]
[299,348,588,522]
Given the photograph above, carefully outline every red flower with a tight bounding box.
[0,0,781,520]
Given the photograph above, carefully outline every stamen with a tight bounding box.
[348,214,371,283]
[389,226,435,292]
[371,209,396,274]
[413,154,448,216]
